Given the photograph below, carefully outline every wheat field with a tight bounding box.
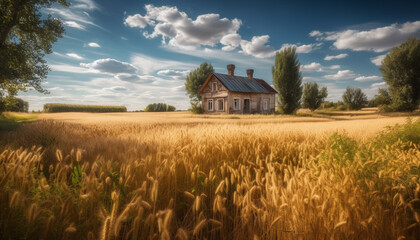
[0,112,419,239]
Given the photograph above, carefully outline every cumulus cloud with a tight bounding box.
[124,14,148,28]
[371,54,387,66]
[88,42,101,47]
[63,21,86,30]
[157,69,190,80]
[371,82,387,88]
[130,53,195,75]
[355,75,382,82]
[281,43,322,53]
[66,53,84,60]
[81,58,137,74]
[311,21,420,52]
[240,35,276,58]
[125,4,241,49]
[220,33,242,51]
[300,62,341,72]
[324,53,348,61]
[324,70,357,80]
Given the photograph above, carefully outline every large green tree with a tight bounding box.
[185,62,214,113]
[302,82,328,111]
[0,0,69,97]
[380,37,420,111]
[272,47,302,114]
[342,87,367,110]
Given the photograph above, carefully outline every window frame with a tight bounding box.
[233,97,240,110]
[212,82,217,92]
[208,99,214,111]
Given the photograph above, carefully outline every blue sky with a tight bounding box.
[21,0,420,110]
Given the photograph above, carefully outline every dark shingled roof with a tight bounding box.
[213,73,277,94]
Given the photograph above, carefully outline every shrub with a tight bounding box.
[144,103,176,112]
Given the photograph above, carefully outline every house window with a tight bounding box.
[233,98,240,110]
[263,99,269,110]
[208,99,213,111]
[217,99,224,111]
[212,82,217,92]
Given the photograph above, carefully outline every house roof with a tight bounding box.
[199,73,277,94]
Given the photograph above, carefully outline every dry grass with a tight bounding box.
[0,112,419,239]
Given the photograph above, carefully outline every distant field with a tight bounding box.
[0,111,419,239]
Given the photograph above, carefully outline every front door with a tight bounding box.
[243,99,250,113]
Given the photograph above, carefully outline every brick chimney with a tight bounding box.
[227,64,235,76]
[246,69,254,79]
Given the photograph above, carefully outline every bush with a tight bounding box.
[189,102,203,114]
[43,103,127,113]
[342,87,367,110]
[144,103,176,112]
[0,96,29,112]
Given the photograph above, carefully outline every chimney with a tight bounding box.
[227,64,235,76]
[246,69,254,79]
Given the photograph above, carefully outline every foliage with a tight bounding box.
[374,118,420,147]
[0,0,69,97]
[0,116,419,239]
[0,96,28,112]
[321,101,347,111]
[380,37,420,112]
[144,103,176,112]
[272,47,303,114]
[342,87,367,110]
[185,62,214,111]
[43,103,127,113]
[302,82,328,111]
[189,102,204,114]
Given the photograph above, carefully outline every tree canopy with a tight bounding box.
[380,37,420,111]
[272,47,302,114]
[302,82,328,111]
[342,87,367,110]
[144,103,176,112]
[0,0,69,96]
[185,62,214,113]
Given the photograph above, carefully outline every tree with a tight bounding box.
[185,62,214,113]
[302,82,328,111]
[2,96,29,112]
[342,87,367,110]
[372,88,392,107]
[272,47,302,114]
[144,103,176,112]
[380,37,420,111]
[0,0,69,98]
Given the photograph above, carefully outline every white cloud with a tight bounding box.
[281,43,322,53]
[63,21,86,30]
[300,62,341,72]
[130,53,195,75]
[371,82,387,88]
[124,14,148,28]
[240,35,276,58]
[300,62,323,72]
[72,0,98,10]
[114,74,156,83]
[66,53,84,60]
[50,63,97,74]
[371,54,387,66]
[355,75,382,82]
[81,58,138,74]
[88,42,101,48]
[157,69,190,80]
[220,33,242,51]
[324,53,348,61]
[125,4,241,49]
[312,21,420,52]
[324,70,357,80]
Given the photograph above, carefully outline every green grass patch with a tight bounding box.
[44,103,127,113]
[0,112,38,132]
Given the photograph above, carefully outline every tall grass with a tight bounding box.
[0,117,419,239]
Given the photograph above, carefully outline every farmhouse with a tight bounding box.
[198,64,277,114]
